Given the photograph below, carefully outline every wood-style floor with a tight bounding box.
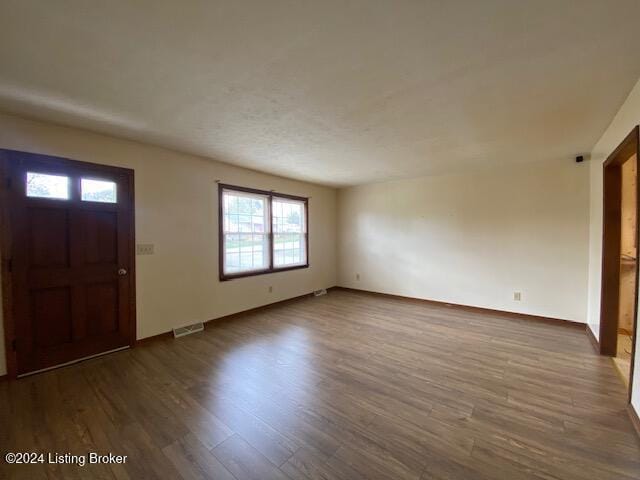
[1,288,639,479]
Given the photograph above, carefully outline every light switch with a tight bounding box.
[136,244,154,255]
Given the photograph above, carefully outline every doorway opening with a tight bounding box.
[614,151,637,385]
[600,126,639,394]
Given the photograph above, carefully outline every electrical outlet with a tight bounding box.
[268,286,273,293]
[513,291,522,301]
[136,244,154,255]
[356,273,360,281]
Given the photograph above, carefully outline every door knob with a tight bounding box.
[118,268,128,276]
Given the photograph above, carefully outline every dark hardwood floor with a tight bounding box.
[1,288,639,479]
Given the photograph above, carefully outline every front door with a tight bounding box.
[1,149,135,376]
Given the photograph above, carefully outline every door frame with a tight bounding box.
[599,125,639,401]
[0,149,136,379]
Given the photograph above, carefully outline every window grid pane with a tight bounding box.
[221,188,307,278]
[222,189,270,275]
[272,197,306,268]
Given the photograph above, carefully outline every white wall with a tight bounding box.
[337,160,590,322]
[0,113,338,376]
[586,77,640,412]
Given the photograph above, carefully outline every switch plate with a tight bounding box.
[136,244,154,255]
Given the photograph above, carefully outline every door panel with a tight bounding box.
[86,281,119,336]
[29,208,70,267]
[32,287,72,347]
[1,149,135,376]
[81,210,118,264]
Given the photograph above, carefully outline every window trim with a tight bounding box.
[218,183,309,281]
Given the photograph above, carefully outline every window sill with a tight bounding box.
[219,263,309,281]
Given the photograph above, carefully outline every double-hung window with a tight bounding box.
[219,184,308,280]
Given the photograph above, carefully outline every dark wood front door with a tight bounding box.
[1,150,135,376]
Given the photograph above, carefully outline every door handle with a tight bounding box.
[118,268,128,276]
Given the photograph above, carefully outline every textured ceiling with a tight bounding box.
[1,1,640,186]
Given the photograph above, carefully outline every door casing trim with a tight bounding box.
[598,126,640,404]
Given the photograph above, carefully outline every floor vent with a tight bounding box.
[173,322,204,338]
[314,289,327,297]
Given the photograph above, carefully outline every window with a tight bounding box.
[273,197,306,268]
[81,178,117,203]
[219,184,308,280]
[25,173,120,204]
[221,189,270,275]
[26,172,70,199]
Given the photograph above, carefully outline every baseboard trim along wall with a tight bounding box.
[586,325,600,353]
[135,331,174,346]
[137,285,585,349]
[135,288,339,346]
[334,286,585,329]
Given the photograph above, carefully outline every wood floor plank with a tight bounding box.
[1,289,639,479]
[281,446,365,480]
[189,384,300,466]
[212,434,292,480]
[162,433,236,480]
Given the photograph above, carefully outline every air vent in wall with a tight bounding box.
[173,322,204,338]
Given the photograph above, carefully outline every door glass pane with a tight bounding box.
[26,172,70,199]
[81,178,117,203]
